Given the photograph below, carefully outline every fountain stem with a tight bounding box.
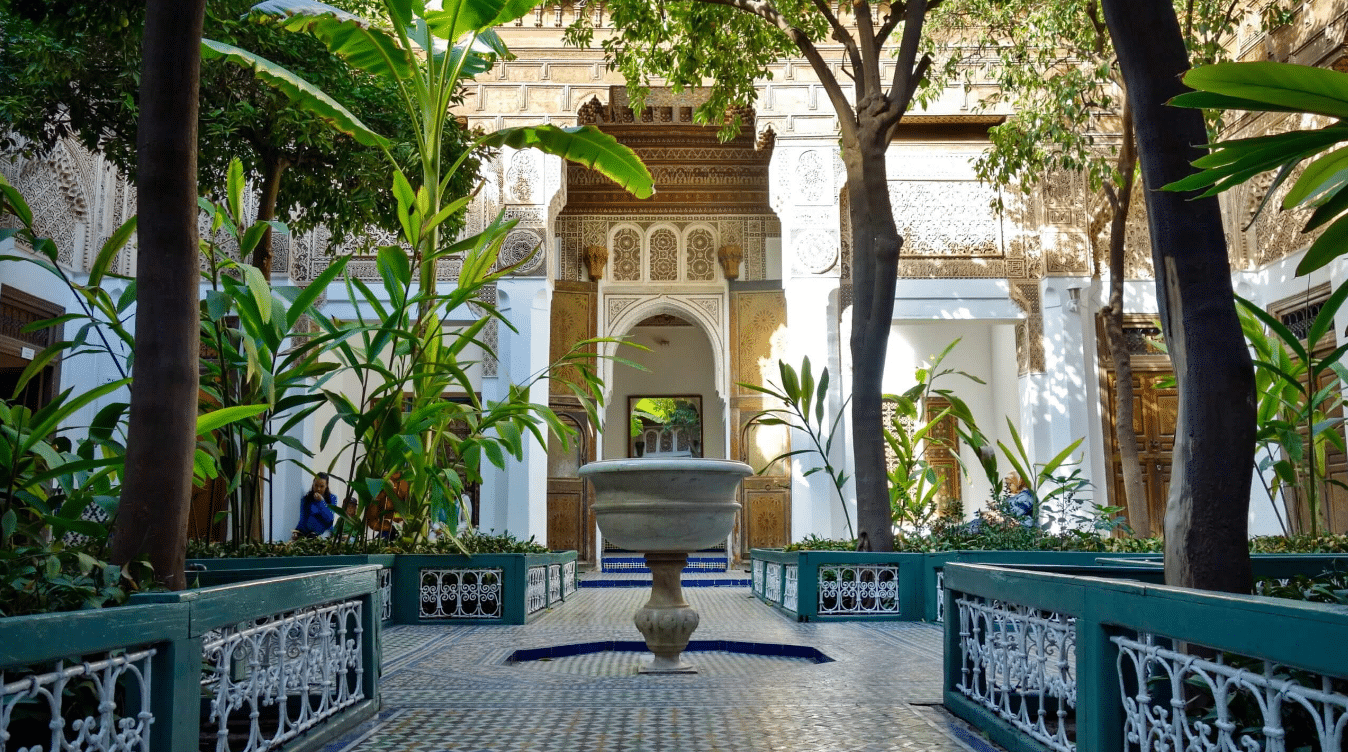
[634,553,700,673]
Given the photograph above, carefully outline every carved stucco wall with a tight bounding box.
[555,215,775,283]
[1,138,134,275]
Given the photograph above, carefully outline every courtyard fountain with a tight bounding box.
[578,458,752,673]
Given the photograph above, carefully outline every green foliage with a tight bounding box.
[560,0,815,140]
[884,338,986,535]
[1167,61,1348,275]
[196,159,352,542]
[0,544,155,617]
[227,0,651,548]
[741,357,853,539]
[783,535,857,553]
[784,532,1348,553]
[926,0,1252,206]
[0,0,477,249]
[185,527,550,557]
[1255,566,1348,605]
[1236,292,1348,537]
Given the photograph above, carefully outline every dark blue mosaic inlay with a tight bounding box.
[507,640,834,664]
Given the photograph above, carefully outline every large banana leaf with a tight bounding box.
[253,1,418,82]
[480,125,656,200]
[1175,61,1348,120]
[201,39,389,149]
[1167,61,1348,275]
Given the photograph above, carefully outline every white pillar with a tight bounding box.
[496,278,553,544]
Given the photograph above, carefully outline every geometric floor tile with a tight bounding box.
[321,587,1003,752]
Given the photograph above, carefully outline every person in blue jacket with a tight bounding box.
[293,473,336,538]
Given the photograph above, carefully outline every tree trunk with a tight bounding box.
[1102,104,1151,537]
[251,154,289,280]
[846,124,903,553]
[110,0,207,590]
[1101,0,1255,593]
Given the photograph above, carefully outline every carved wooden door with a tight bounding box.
[548,280,598,559]
[1105,371,1176,531]
[730,287,791,558]
[547,412,589,556]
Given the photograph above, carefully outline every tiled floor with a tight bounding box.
[323,588,1002,752]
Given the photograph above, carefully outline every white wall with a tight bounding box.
[885,321,1017,518]
[601,323,724,461]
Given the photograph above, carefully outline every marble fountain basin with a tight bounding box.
[578,458,753,673]
[581,458,751,551]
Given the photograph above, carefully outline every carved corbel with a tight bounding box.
[717,245,743,280]
[584,244,609,280]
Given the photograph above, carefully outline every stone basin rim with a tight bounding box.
[592,501,742,511]
[578,458,754,476]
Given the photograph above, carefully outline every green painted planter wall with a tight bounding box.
[1,565,383,752]
[750,549,1348,623]
[187,551,584,626]
[940,562,1348,752]
[393,551,579,625]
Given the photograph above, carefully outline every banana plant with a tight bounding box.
[1237,289,1348,537]
[883,339,986,535]
[197,158,357,542]
[1165,61,1348,276]
[202,0,653,544]
[741,357,855,540]
[994,418,1085,524]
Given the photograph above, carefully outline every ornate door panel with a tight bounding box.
[730,288,790,557]
[1105,371,1176,531]
[548,282,597,559]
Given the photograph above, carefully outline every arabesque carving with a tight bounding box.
[718,245,743,280]
[584,244,608,280]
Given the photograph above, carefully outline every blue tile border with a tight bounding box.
[506,640,834,664]
[580,578,750,588]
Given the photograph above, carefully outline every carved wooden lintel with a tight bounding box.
[718,244,743,280]
[584,244,609,280]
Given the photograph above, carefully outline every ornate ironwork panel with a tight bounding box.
[1,647,155,752]
[752,559,765,596]
[765,562,783,604]
[562,560,578,596]
[783,565,799,613]
[1113,633,1348,752]
[379,567,393,623]
[527,566,547,614]
[955,594,1077,752]
[548,564,562,604]
[419,568,503,619]
[201,599,365,752]
[818,565,901,615]
[935,569,945,623]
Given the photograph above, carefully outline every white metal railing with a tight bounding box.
[956,594,1077,752]
[1,647,155,752]
[562,560,578,596]
[201,599,364,752]
[419,568,503,619]
[935,569,945,623]
[378,567,393,622]
[765,562,783,605]
[752,559,764,595]
[817,565,901,615]
[1114,633,1348,752]
[527,566,547,614]
[548,564,562,604]
[784,564,799,613]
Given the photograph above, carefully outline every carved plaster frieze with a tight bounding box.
[499,228,546,276]
[583,244,608,280]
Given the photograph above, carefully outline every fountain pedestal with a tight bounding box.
[633,553,699,673]
[578,458,752,674]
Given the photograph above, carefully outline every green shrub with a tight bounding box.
[185,528,551,558]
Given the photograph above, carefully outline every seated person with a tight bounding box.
[293,473,337,538]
